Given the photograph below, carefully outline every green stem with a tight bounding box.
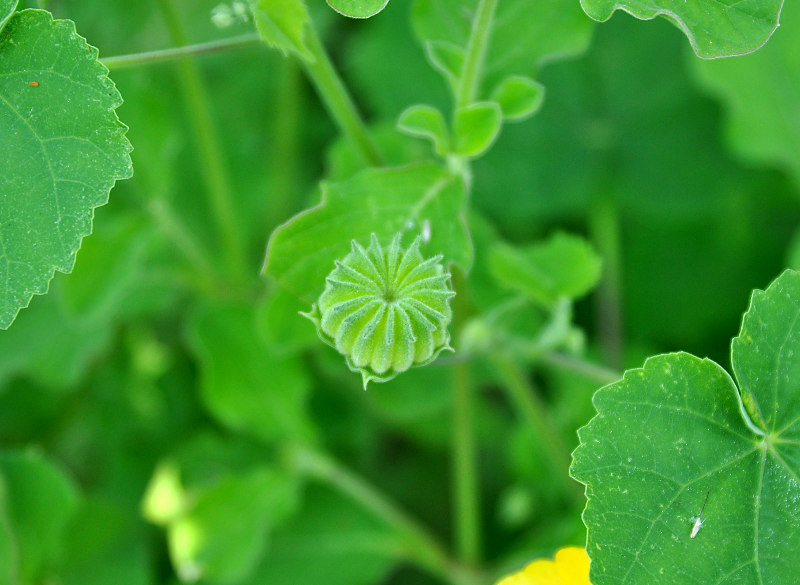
[287,444,478,585]
[101,34,262,70]
[301,24,383,167]
[158,0,248,284]
[146,198,222,295]
[265,58,304,228]
[455,0,499,109]
[491,354,582,500]
[452,269,481,564]
[589,187,624,369]
[539,352,622,386]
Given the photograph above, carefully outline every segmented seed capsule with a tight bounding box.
[303,233,455,388]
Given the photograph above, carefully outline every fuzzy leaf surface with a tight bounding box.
[0,9,132,329]
[571,270,800,585]
[263,163,472,304]
[580,0,782,57]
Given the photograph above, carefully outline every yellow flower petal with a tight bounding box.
[495,546,591,585]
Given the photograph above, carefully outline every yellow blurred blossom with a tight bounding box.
[496,547,591,585]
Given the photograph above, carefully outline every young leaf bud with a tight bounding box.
[303,233,455,388]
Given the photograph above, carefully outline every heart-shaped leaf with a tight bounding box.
[263,163,472,304]
[327,0,390,19]
[580,0,782,58]
[0,9,133,329]
[571,269,800,585]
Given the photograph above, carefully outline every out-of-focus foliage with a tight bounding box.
[1,0,799,584]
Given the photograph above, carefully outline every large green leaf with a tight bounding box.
[580,0,782,57]
[185,302,313,444]
[0,9,133,329]
[327,0,389,18]
[411,0,592,92]
[691,0,800,188]
[0,451,79,584]
[571,269,800,585]
[263,163,472,304]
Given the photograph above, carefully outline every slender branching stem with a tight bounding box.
[101,34,262,70]
[287,444,479,585]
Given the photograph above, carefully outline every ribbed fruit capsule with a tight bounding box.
[303,233,455,388]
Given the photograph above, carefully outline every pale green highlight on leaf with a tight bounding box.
[490,75,545,121]
[0,0,17,33]
[489,232,602,307]
[397,104,450,155]
[304,233,455,387]
[691,0,800,187]
[253,0,313,61]
[571,269,800,585]
[453,101,501,157]
[0,9,133,329]
[580,0,783,58]
[263,162,473,304]
[327,0,390,19]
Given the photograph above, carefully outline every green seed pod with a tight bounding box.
[303,233,455,388]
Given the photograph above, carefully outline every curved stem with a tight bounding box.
[301,24,383,167]
[158,0,248,284]
[539,352,622,386]
[101,34,262,70]
[455,0,499,109]
[286,444,478,585]
[491,353,583,501]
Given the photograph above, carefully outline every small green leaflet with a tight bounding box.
[252,0,313,61]
[263,163,473,305]
[571,269,800,585]
[580,0,783,58]
[327,0,390,19]
[0,9,132,329]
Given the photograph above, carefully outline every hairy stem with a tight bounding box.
[302,24,383,167]
[287,444,478,585]
[539,351,622,386]
[101,34,262,70]
[158,0,248,284]
[455,0,499,109]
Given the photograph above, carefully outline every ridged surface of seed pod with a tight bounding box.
[303,233,455,388]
